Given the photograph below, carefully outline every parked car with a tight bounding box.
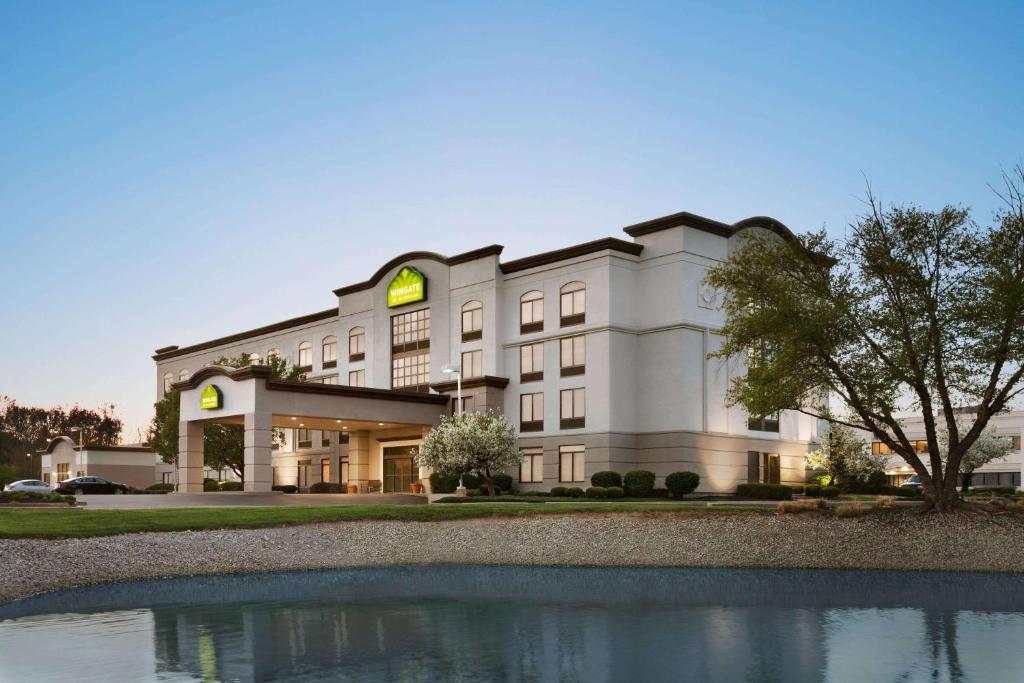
[903,474,923,489]
[3,479,54,494]
[54,476,129,495]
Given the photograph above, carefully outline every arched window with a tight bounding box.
[162,372,173,393]
[560,281,585,326]
[266,348,280,361]
[349,326,365,362]
[178,369,190,382]
[249,352,262,365]
[520,291,544,334]
[322,335,338,368]
[297,342,312,369]
[461,300,483,341]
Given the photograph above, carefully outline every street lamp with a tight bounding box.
[441,363,467,496]
[69,427,84,478]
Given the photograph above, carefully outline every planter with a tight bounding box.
[346,483,358,494]
[411,482,424,494]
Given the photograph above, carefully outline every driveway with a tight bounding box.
[76,492,426,509]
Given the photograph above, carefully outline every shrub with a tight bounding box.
[973,486,1017,496]
[665,471,700,498]
[736,483,792,500]
[819,486,840,499]
[896,486,922,497]
[777,498,826,514]
[492,473,513,492]
[218,481,243,491]
[203,478,219,492]
[566,487,584,498]
[789,485,805,495]
[835,502,873,518]
[310,482,343,493]
[429,472,461,494]
[550,486,569,497]
[809,473,831,486]
[591,471,623,488]
[866,470,889,492]
[147,483,175,492]
[804,485,821,497]
[605,486,625,498]
[272,485,298,494]
[623,470,656,497]
[585,486,608,499]
[0,491,75,505]
[461,473,482,489]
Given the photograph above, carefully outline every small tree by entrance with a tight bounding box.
[806,422,885,486]
[419,411,521,496]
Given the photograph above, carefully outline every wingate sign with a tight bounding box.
[387,266,427,308]
[199,384,223,410]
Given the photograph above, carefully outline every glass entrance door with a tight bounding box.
[383,445,419,493]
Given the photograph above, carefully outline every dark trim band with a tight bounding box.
[333,245,504,297]
[430,375,511,393]
[154,309,338,361]
[499,238,643,274]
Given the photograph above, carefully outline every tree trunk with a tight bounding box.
[960,472,972,494]
[483,467,496,496]
[923,479,960,512]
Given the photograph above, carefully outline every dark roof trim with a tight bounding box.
[154,309,338,361]
[333,245,505,297]
[41,436,152,454]
[622,211,802,244]
[267,379,450,405]
[430,375,511,393]
[499,238,642,274]
[171,365,273,391]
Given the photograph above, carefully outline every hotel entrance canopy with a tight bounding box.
[172,365,449,492]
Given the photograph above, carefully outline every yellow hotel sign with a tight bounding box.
[200,384,223,410]
[387,266,427,308]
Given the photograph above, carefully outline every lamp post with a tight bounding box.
[442,364,467,496]
[69,427,84,478]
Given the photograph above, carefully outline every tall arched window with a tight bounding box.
[178,369,190,382]
[297,342,312,369]
[461,300,483,341]
[249,352,262,365]
[163,372,173,393]
[322,335,338,368]
[520,290,544,334]
[267,348,280,361]
[560,281,585,326]
[349,326,365,362]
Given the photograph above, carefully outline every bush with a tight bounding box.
[605,486,625,498]
[896,486,922,497]
[623,470,656,497]
[591,471,622,488]
[585,486,608,499]
[866,470,888,492]
[310,482,343,493]
[272,485,298,494]
[778,498,826,514]
[665,471,700,498]
[0,491,74,505]
[971,486,1017,496]
[819,486,840,499]
[566,487,584,498]
[147,483,175,492]
[550,486,569,497]
[804,484,821,497]
[461,473,482,489]
[203,478,219,492]
[835,502,873,518]
[736,483,792,500]
[789,485,805,495]
[429,472,461,494]
[218,481,243,491]
[492,473,513,492]
[809,473,831,486]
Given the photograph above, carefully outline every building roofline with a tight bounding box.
[499,237,642,274]
[40,436,152,454]
[430,375,510,393]
[622,210,801,244]
[332,245,505,297]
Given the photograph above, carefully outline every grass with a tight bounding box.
[0,502,768,539]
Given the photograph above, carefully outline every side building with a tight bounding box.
[153,211,820,493]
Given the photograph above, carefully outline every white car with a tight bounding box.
[3,479,54,494]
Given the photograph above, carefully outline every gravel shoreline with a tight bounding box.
[4,510,1024,604]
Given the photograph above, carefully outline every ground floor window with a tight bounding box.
[341,456,349,484]
[320,458,331,483]
[297,460,312,489]
[42,473,49,484]
[161,472,173,484]
[57,463,69,480]
[971,471,1021,488]
[520,448,544,483]
[747,451,780,484]
[559,445,585,483]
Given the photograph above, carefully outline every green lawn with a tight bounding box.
[0,503,765,539]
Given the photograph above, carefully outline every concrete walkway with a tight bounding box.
[77,492,427,509]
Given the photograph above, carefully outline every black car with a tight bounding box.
[54,476,129,495]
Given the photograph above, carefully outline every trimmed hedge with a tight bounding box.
[310,482,343,493]
[429,472,461,494]
[585,486,608,499]
[623,470,656,497]
[218,481,244,491]
[492,473,513,492]
[0,491,75,505]
[272,485,298,494]
[591,471,623,488]
[605,486,625,499]
[147,483,175,492]
[665,471,700,498]
[736,483,792,500]
[566,487,584,498]
[203,478,219,492]
[804,485,821,497]
[819,486,840,499]
[550,486,569,497]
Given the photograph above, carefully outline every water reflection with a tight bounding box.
[1,566,1024,682]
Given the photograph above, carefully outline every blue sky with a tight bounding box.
[1,1,1021,439]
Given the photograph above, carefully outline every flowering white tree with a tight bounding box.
[938,419,1013,492]
[807,422,885,486]
[419,411,521,496]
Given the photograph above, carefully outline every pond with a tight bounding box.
[1,566,1023,682]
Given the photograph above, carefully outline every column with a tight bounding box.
[348,430,370,491]
[244,413,274,493]
[178,420,204,493]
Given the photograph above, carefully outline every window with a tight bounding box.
[462,349,483,379]
[349,326,365,362]
[341,456,350,484]
[322,431,333,448]
[452,395,476,415]
[161,471,173,484]
[321,458,331,482]
[520,342,544,382]
[248,352,261,365]
[520,448,544,483]
[392,309,430,392]
[322,336,337,368]
[297,429,312,449]
[178,369,190,382]
[297,342,312,370]
[318,375,338,385]
[267,348,280,361]
[462,300,483,341]
[559,445,585,482]
[520,290,544,334]
[560,388,585,429]
[162,372,173,393]
[57,463,70,480]
[520,393,544,432]
[297,460,311,489]
[349,369,365,387]
[871,440,930,456]
[748,412,780,433]
[560,335,585,376]
[560,282,585,326]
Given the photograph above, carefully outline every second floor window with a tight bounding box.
[560,281,585,326]
[249,352,261,365]
[349,327,365,362]
[297,428,312,449]
[297,342,312,370]
[461,300,483,341]
[520,342,544,382]
[560,388,585,429]
[560,335,585,376]
[462,349,483,379]
[748,412,780,433]
[163,372,173,393]
[392,309,430,392]
[322,336,337,368]
[178,369,190,382]
[349,369,365,387]
[520,393,543,432]
[520,290,544,334]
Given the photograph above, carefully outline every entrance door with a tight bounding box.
[382,445,419,493]
[763,453,780,484]
[297,460,311,490]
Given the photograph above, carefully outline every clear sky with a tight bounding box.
[1,1,1021,440]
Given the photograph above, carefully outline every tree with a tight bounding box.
[937,419,1013,493]
[149,354,305,480]
[705,167,1024,512]
[418,411,521,496]
[806,422,884,486]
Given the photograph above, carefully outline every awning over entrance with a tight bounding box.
[172,366,449,492]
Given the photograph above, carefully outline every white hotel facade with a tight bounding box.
[154,211,820,494]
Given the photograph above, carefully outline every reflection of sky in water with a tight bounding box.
[1,567,1023,682]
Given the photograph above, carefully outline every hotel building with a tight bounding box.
[153,211,820,494]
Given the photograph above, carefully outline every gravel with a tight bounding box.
[3,510,1024,603]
